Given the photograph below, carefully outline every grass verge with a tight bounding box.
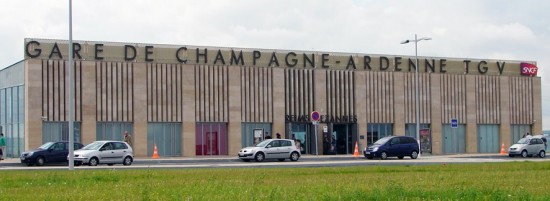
[1,162,550,200]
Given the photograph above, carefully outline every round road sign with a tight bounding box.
[311,111,320,121]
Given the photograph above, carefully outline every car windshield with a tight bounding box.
[255,140,271,147]
[38,142,55,149]
[516,138,530,144]
[373,137,392,145]
[82,141,104,150]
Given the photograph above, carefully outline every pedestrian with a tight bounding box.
[526,132,532,138]
[0,133,5,160]
[265,132,272,139]
[124,131,133,147]
[542,136,547,150]
[522,133,527,138]
[276,133,281,139]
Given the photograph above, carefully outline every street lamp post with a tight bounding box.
[401,34,431,158]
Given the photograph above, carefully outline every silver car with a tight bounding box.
[71,141,134,166]
[508,136,546,158]
[238,139,301,162]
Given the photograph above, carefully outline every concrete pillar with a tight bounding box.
[133,63,148,157]
[182,65,196,156]
[499,77,511,146]
[227,67,241,155]
[430,74,442,154]
[80,61,97,145]
[465,75,477,153]
[393,72,405,136]
[25,60,43,150]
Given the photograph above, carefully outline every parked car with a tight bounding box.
[508,136,546,158]
[364,136,419,160]
[238,139,301,162]
[20,141,84,166]
[71,141,133,166]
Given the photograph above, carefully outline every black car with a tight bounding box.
[20,141,84,166]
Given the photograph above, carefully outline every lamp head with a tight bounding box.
[400,40,410,44]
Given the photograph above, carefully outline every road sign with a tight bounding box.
[451,118,458,128]
[311,111,320,121]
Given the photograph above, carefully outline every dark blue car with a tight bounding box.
[364,136,419,160]
[20,141,84,166]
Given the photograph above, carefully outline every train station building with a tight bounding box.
[0,38,541,157]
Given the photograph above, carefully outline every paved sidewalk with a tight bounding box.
[0,153,508,167]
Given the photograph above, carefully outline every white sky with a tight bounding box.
[1,0,549,129]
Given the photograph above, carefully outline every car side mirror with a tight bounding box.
[99,148,105,151]
[267,145,272,148]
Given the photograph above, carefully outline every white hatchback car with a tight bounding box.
[71,141,134,166]
[508,136,546,158]
[238,139,301,162]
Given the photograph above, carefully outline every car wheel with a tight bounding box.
[242,159,250,162]
[398,156,404,159]
[539,150,546,158]
[36,156,45,166]
[366,156,373,159]
[278,158,285,162]
[521,150,528,158]
[411,151,419,159]
[26,163,33,166]
[254,152,265,162]
[290,152,300,161]
[123,156,133,166]
[380,152,388,160]
[88,157,99,166]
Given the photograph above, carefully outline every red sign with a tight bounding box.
[311,111,320,121]
[520,63,538,76]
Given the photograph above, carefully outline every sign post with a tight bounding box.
[311,111,320,155]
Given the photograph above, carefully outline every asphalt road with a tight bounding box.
[1,153,549,170]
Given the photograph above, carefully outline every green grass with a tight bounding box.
[1,162,550,200]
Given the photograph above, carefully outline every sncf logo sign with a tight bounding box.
[520,63,538,76]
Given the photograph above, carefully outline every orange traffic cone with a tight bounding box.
[500,143,506,155]
[353,141,360,157]
[152,143,159,159]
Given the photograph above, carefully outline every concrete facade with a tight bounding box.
[9,38,543,157]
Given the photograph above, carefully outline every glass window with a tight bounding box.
[367,124,393,144]
[269,140,281,147]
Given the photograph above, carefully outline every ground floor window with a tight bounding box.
[325,123,357,155]
[477,124,500,153]
[287,123,317,154]
[42,121,81,143]
[96,122,133,141]
[367,123,393,145]
[511,124,531,145]
[241,123,272,147]
[1,123,24,158]
[196,123,228,156]
[148,123,182,157]
[405,124,431,154]
[442,124,466,154]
